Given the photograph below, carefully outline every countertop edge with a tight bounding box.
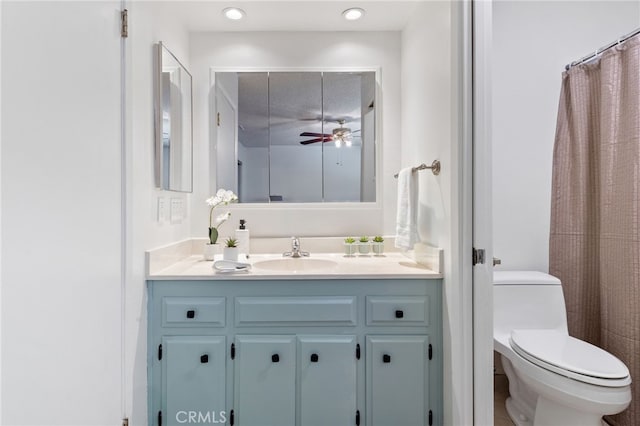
[147,272,444,281]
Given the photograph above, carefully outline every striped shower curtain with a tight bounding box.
[549,34,640,426]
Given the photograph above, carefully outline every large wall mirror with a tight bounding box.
[155,41,193,192]
[215,71,376,203]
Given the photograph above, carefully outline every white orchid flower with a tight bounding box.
[206,189,238,235]
[214,211,231,227]
[205,196,217,207]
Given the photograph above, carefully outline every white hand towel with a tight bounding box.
[395,167,420,250]
[212,259,251,273]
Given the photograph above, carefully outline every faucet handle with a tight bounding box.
[291,236,300,249]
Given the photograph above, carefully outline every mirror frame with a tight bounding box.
[155,41,193,193]
[209,67,382,206]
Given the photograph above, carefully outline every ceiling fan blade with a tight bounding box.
[300,132,330,137]
[300,138,325,145]
[300,137,332,145]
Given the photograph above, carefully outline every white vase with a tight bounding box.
[344,243,357,257]
[203,243,220,261]
[358,242,371,254]
[372,242,384,255]
[223,246,239,261]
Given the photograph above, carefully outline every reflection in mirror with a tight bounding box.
[155,42,193,192]
[215,71,376,203]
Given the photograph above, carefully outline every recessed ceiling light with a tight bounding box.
[342,7,365,21]
[223,7,246,20]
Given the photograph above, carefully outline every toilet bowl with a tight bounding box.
[494,271,631,426]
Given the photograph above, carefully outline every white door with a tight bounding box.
[1,1,123,424]
[472,1,495,425]
[216,87,238,194]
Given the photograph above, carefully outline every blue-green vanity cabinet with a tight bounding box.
[367,335,430,426]
[298,335,357,426]
[234,335,296,426]
[232,334,358,426]
[147,279,442,426]
[161,336,227,425]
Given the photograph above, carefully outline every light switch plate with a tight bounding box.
[170,198,183,224]
[157,197,167,224]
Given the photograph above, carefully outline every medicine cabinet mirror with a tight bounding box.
[155,41,193,192]
[215,71,376,203]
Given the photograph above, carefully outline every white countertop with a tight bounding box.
[146,238,443,281]
[148,252,442,281]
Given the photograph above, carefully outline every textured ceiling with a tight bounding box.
[232,71,374,147]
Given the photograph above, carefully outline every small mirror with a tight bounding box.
[155,42,193,192]
[215,71,376,203]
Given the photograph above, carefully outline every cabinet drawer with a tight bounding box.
[366,296,429,326]
[235,296,357,326]
[162,297,226,327]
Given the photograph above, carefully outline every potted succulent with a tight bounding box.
[223,238,239,261]
[203,189,238,260]
[372,236,385,255]
[358,236,371,254]
[344,237,357,256]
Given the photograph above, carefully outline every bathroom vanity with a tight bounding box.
[147,246,443,426]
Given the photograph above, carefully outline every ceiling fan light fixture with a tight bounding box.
[223,7,246,20]
[342,7,365,21]
[332,127,351,137]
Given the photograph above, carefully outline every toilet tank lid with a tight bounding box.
[494,271,561,285]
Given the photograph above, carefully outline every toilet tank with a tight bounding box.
[494,271,569,338]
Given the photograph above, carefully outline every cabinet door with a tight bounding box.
[234,335,296,426]
[161,336,226,426]
[299,335,357,426]
[366,336,429,426]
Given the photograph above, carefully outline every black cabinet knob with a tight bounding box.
[383,354,391,363]
[200,354,209,363]
[395,310,404,318]
[186,310,195,319]
[310,353,319,363]
[272,354,280,363]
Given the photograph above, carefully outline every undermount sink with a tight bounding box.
[252,257,338,272]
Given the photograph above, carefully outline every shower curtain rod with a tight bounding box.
[566,26,640,70]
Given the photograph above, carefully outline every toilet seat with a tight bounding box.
[510,329,631,387]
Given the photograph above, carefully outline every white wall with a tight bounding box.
[238,144,269,203]
[126,2,193,424]
[323,145,362,202]
[190,31,401,239]
[401,2,467,425]
[270,145,323,201]
[492,1,640,272]
[0,2,3,419]
[1,2,122,424]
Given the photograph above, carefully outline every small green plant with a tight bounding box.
[344,237,356,244]
[225,237,238,248]
[373,236,384,243]
[359,236,369,243]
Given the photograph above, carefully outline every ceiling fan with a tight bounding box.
[299,119,360,146]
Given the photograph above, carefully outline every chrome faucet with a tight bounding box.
[283,237,309,258]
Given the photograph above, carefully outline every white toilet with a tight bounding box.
[493,271,631,426]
